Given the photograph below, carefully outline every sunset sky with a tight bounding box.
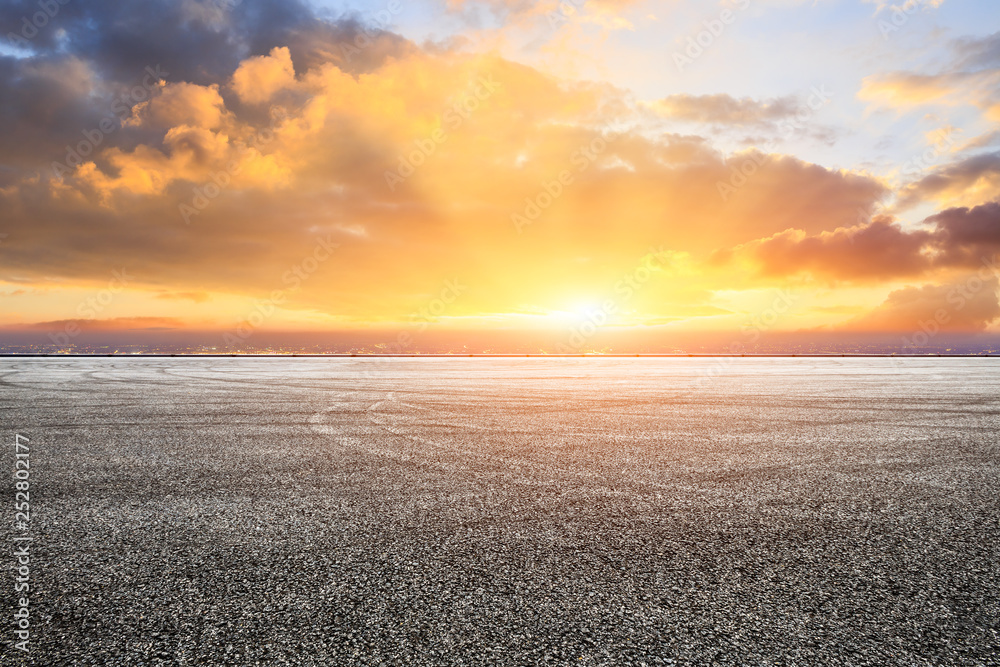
[1,0,999,349]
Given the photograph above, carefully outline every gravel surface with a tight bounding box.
[1,357,999,665]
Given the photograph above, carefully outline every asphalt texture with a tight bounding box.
[1,357,999,666]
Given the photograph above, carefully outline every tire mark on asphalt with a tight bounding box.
[310,391,677,495]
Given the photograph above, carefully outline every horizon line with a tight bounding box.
[1,353,996,359]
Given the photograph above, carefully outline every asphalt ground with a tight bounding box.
[1,357,998,665]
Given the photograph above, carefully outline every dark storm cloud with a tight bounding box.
[279,17,419,77]
[3,0,306,84]
[0,0,414,169]
[0,54,106,168]
[1,0,413,83]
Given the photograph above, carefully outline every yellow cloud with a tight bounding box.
[858,70,1000,125]
[127,82,226,129]
[231,46,297,105]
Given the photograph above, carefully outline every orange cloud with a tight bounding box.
[896,153,1000,210]
[714,202,1000,287]
[859,72,956,107]
[724,216,935,283]
[19,317,185,331]
[155,291,211,303]
[127,82,225,129]
[840,277,1000,333]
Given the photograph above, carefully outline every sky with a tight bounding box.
[1,0,999,351]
